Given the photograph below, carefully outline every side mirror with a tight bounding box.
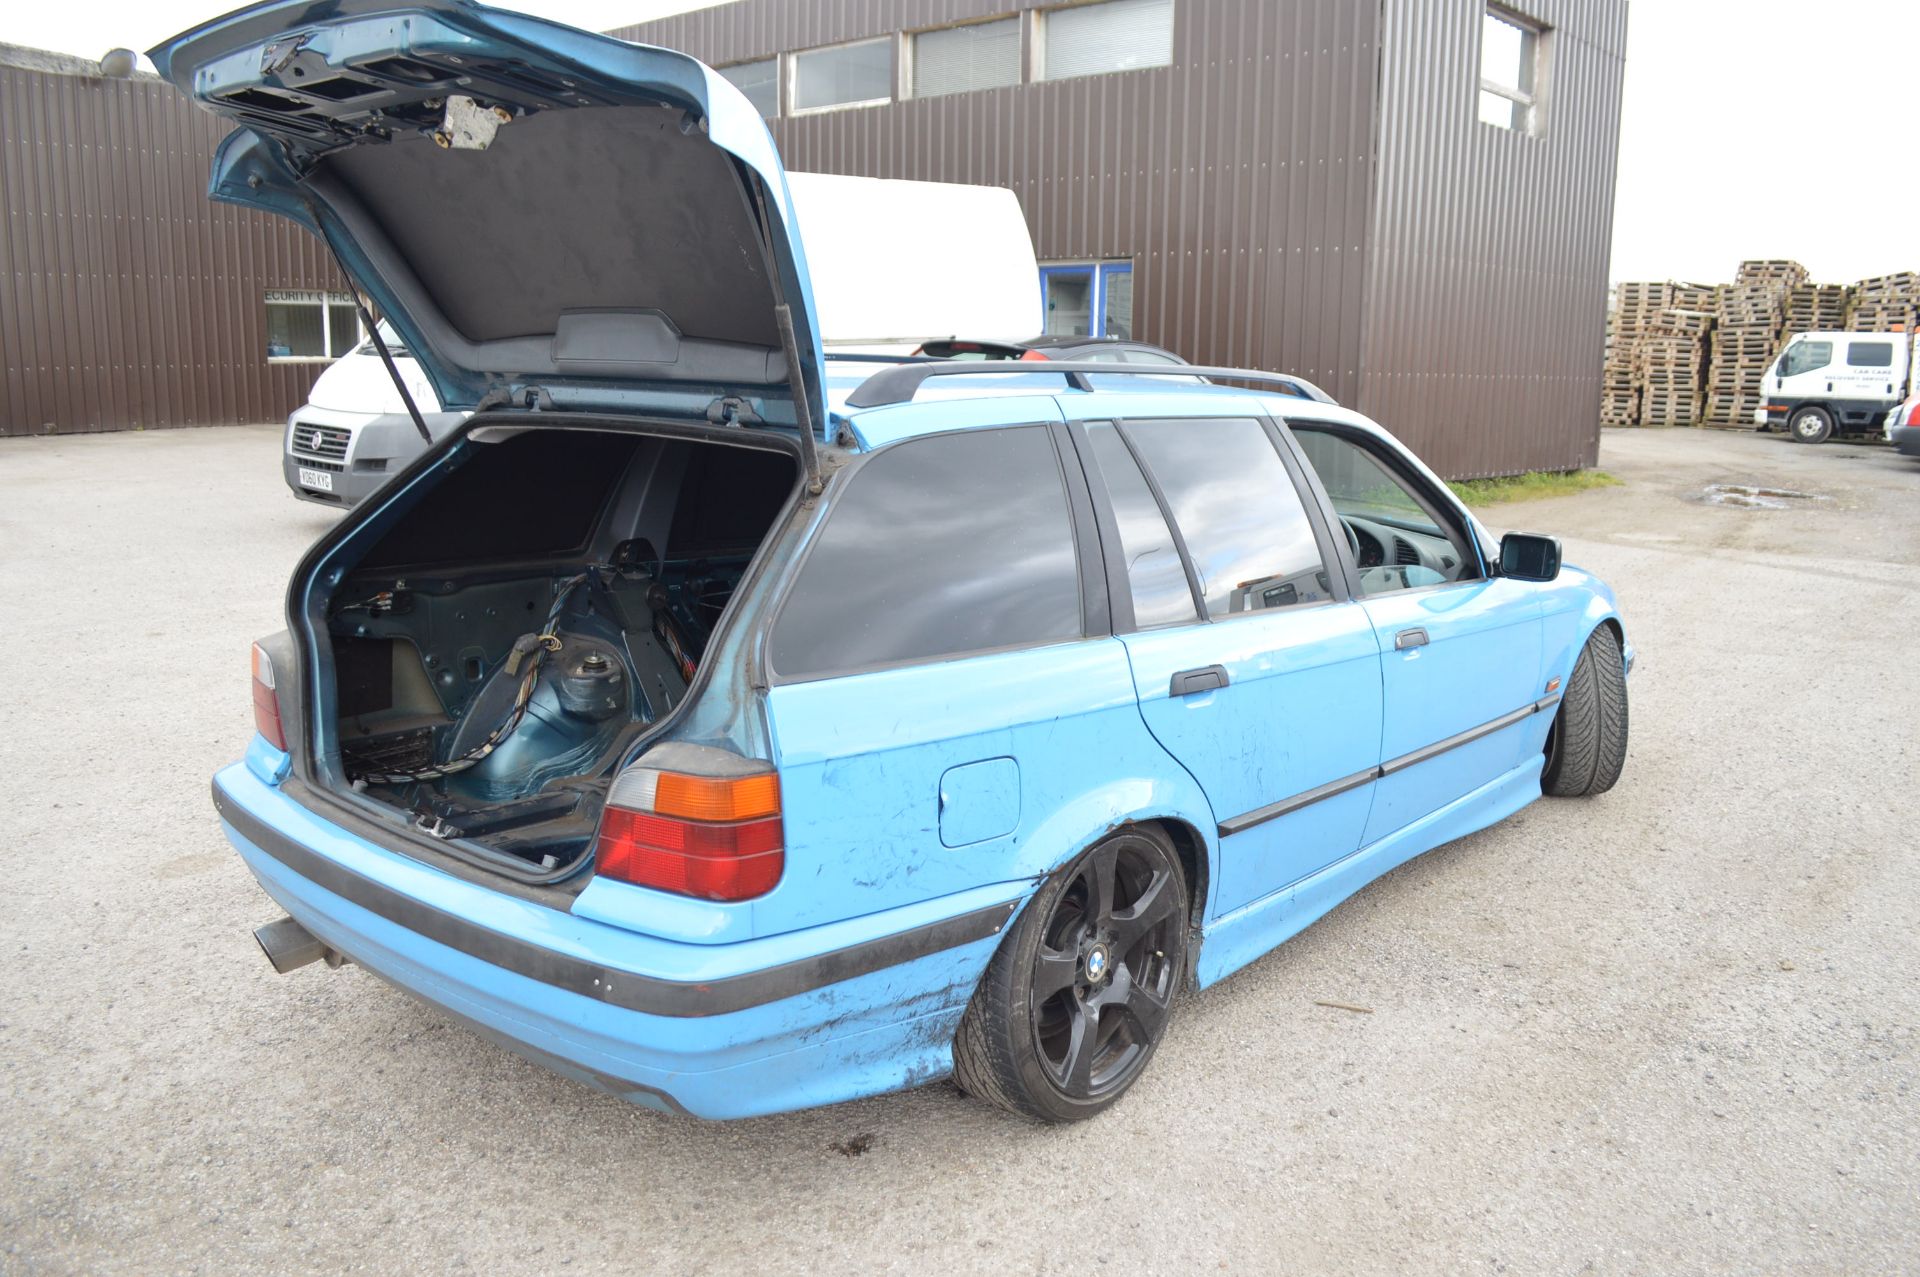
[1499,532,1562,582]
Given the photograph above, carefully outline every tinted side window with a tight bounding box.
[1847,341,1893,368]
[1083,423,1198,628]
[1121,418,1331,618]
[1780,340,1833,377]
[771,426,1083,678]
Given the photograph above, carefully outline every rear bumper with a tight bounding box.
[212,760,1022,1118]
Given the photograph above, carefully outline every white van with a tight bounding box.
[282,175,1042,507]
[1757,330,1919,443]
[283,322,465,506]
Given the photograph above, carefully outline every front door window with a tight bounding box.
[1290,427,1478,596]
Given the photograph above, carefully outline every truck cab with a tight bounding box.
[1758,330,1919,443]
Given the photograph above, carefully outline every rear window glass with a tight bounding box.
[358,430,634,568]
[1847,341,1894,368]
[771,426,1082,678]
[665,443,796,556]
[1121,418,1331,617]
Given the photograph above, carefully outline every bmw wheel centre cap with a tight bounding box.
[1085,945,1109,982]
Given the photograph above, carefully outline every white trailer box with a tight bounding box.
[785,172,1040,352]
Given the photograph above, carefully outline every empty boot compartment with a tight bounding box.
[314,425,798,871]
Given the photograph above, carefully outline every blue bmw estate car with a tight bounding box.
[164,1,1631,1122]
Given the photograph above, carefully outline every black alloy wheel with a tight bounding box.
[954,826,1189,1121]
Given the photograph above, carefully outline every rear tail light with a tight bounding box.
[251,642,286,752]
[595,754,783,901]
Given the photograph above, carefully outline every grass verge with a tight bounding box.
[1447,469,1621,506]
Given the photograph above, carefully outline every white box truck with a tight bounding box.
[1756,329,1919,443]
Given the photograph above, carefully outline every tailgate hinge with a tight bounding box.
[475,385,556,413]
[704,395,762,427]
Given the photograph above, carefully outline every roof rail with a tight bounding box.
[842,361,1337,409]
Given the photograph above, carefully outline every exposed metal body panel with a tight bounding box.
[1,55,339,435]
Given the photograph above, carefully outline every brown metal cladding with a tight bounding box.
[1359,0,1626,476]
[618,0,1384,410]
[1,56,341,436]
[621,0,1625,478]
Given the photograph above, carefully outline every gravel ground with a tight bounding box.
[2,424,1916,1275]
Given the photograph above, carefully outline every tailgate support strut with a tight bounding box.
[773,302,824,496]
[752,176,823,497]
[311,208,432,445]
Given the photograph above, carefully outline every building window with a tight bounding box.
[718,58,778,117]
[265,290,361,362]
[1040,261,1134,338]
[1040,0,1174,82]
[790,38,893,113]
[911,17,1021,98]
[1479,4,1547,134]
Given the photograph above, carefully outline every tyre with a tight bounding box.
[954,826,1188,1122]
[1788,405,1834,444]
[1542,625,1629,797]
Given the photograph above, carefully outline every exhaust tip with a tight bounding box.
[255,915,328,974]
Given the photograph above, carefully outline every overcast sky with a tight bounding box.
[6,0,1917,287]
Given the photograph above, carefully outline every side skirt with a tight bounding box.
[1192,755,1544,989]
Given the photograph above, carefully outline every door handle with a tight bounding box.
[1394,627,1430,651]
[1169,664,1229,696]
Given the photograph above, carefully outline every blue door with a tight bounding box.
[1063,401,1385,918]
[1285,424,1546,844]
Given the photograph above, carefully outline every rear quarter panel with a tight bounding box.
[761,639,1218,936]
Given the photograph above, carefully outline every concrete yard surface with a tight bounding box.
[2,424,1917,1274]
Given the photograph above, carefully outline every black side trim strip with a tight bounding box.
[1215,693,1563,838]
[1379,700,1544,775]
[1217,766,1378,837]
[213,780,1015,1018]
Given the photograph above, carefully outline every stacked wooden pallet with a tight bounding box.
[1637,288,1714,427]
[1600,282,1671,427]
[1847,271,1920,332]
[1601,282,1713,426]
[1701,261,1803,426]
[1600,319,1637,427]
[1785,284,1850,332]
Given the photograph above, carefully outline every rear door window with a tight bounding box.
[1119,417,1333,617]
[1847,340,1893,368]
[1081,423,1199,628]
[770,426,1083,679]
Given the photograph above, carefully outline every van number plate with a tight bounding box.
[297,467,334,492]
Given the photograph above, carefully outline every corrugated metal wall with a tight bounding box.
[621,0,1624,478]
[617,0,1383,410]
[1,58,340,436]
[1359,0,1627,476]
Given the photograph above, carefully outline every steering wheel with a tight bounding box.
[1339,516,1361,559]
